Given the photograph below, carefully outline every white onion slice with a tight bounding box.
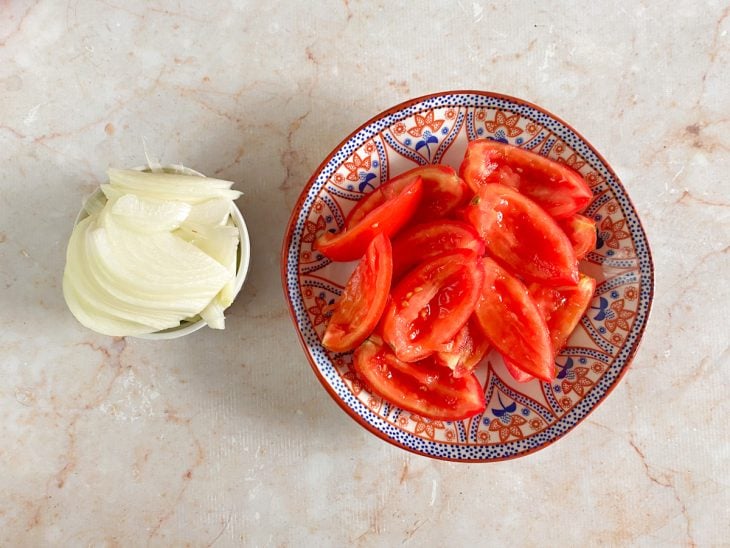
[63,275,157,336]
[82,190,108,217]
[175,222,239,267]
[200,299,226,329]
[111,193,191,233]
[186,198,232,226]
[63,168,242,336]
[108,168,241,203]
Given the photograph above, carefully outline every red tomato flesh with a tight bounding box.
[391,220,484,282]
[459,139,592,219]
[559,214,597,261]
[314,177,423,262]
[321,233,393,353]
[503,274,596,382]
[530,274,597,352]
[346,173,419,228]
[382,249,484,363]
[408,165,470,223]
[503,359,536,383]
[347,165,469,228]
[473,257,553,381]
[353,335,486,421]
[465,184,579,286]
[433,316,491,378]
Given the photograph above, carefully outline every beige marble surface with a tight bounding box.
[1,1,728,546]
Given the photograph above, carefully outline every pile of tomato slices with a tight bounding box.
[314,139,597,421]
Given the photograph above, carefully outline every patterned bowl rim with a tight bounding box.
[280,90,654,462]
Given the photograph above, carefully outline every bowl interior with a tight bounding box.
[282,91,653,461]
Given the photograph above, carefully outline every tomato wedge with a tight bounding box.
[503,359,535,383]
[503,274,596,382]
[353,335,486,421]
[559,214,597,260]
[382,249,484,363]
[433,316,490,378]
[530,274,596,352]
[321,234,393,353]
[345,173,419,229]
[407,165,470,223]
[314,176,423,262]
[391,220,484,281]
[465,184,579,286]
[473,257,553,381]
[459,139,592,219]
[347,165,469,229]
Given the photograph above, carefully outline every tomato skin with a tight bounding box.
[530,274,596,352]
[433,316,490,378]
[353,335,486,421]
[347,165,469,228]
[321,234,392,353]
[459,139,592,219]
[503,359,536,383]
[391,220,485,281]
[502,274,596,382]
[559,214,597,260]
[314,177,423,262]
[465,184,579,286]
[473,257,553,382]
[383,249,484,363]
[346,173,419,228]
[408,165,470,223]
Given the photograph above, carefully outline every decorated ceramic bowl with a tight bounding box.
[281,91,653,461]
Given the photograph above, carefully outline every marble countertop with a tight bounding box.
[1,1,728,546]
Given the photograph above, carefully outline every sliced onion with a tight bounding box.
[63,276,157,337]
[82,189,108,217]
[186,198,232,226]
[200,299,226,329]
[111,193,192,233]
[108,168,242,203]
[174,222,239,267]
[64,168,241,336]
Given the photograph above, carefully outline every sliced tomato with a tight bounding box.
[314,177,423,262]
[346,173,419,228]
[433,316,490,378]
[407,165,470,223]
[502,274,596,382]
[347,165,469,229]
[529,274,596,352]
[353,335,486,421]
[465,184,579,286]
[459,139,592,218]
[390,220,484,281]
[473,257,553,381]
[321,234,393,352]
[559,214,597,260]
[382,249,484,362]
[503,358,536,383]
